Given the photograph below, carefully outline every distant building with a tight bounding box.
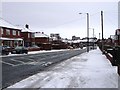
[50,33,68,49]
[50,33,61,41]
[34,32,51,50]
[72,36,80,40]
[0,18,23,47]
[34,32,49,45]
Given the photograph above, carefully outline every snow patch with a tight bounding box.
[8,48,118,88]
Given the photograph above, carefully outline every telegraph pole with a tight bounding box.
[93,28,94,49]
[101,11,104,52]
[87,13,89,52]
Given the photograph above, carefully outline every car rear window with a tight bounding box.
[15,47,23,49]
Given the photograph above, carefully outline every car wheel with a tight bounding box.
[6,52,9,55]
[25,52,28,54]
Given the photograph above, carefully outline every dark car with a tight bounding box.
[11,46,28,54]
[0,46,9,55]
[3,45,14,52]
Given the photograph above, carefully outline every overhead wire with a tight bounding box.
[48,11,101,28]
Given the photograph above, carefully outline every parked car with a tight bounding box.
[68,46,73,49]
[79,44,83,49]
[28,45,41,51]
[2,45,14,52]
[11,46,28,54]
[0,46,9,55]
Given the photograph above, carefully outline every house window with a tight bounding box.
[6,29,10,35]
[28,33,30,38]
[0,28,3,35]
[31,33,35,38]
[13,30,16,35]
[18,31,20,36]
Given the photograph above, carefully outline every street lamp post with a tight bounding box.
[101,11,104,52]
[79,13,89,52]
[89,28,95,49]
[92,28,95,49]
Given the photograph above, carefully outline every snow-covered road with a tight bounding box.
[8,48,118,88]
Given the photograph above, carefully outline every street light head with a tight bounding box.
[79,13,89,15]
[79,13,82,14]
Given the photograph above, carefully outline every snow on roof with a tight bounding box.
[67,39,97,43]
[62,39,68,43]
[34,32,49,38]
[51,37,59,41]
[0,18,22,30]
[22,28,33,33]
[0,37,23,41]
[67,40,73,43]
[80,39,97,42]
[73,40,82,43]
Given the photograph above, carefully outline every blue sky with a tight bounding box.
[1,1,119,39]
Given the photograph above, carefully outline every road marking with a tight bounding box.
[51,55,59,58]
[2,50,80,67]
[40,58,47,60]
[13,63,28,67]
[19,57,24,59]
[27,61,46,65]
[10,59,25,64]
[2,61,15,66]
[34,55,40,57]
[28,58,35,62]
[13,61,45,67]
[29,56,34,58]
[42,62,52,66]
[11,58,35,67]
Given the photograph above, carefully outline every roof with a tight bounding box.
[0,18,22,30]
[67,39,97,43]
[80,39,97,43]
[52,37,58,41]
[22,28,33,33]
[34,32,49,38]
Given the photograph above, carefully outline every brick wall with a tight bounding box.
[1,27,21,38]
[35,37,49,44]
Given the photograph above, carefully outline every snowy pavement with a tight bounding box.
[8,48,118,88]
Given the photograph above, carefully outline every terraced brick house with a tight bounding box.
[21,24,35,47]
[34,32,51,50]
[0,18,23,47]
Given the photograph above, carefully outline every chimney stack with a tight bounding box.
[25,24,29,29]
